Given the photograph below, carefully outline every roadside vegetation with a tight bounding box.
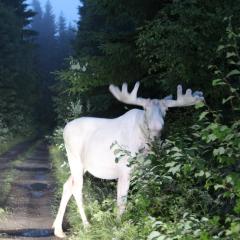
[0,0,38,146]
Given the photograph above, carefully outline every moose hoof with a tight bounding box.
[83,221,90,229]
[54,228,66,239]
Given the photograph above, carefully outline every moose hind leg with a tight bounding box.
[53,175,73,238]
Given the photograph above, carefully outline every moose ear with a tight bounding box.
[164,95,173,101]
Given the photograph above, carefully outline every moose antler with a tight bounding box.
[164,85,204,107]
[109,82,147,107]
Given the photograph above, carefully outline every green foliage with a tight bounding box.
[51,23,240,239]
[124,23,240,239]
[0,118,33,154]
[136,0,240,92]
[0,0,39,137]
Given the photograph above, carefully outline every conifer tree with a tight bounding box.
[31,0,42,34]
[56,13,74,68]
[0,0,38,130]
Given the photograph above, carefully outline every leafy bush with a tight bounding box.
[124,21,240,239]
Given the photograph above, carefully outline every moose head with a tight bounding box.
[109,82,204,137]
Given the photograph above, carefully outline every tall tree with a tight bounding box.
[41,0,57,76]
[30,0,57,127]
[57,12,67,67]
[58,12,67,39]
[31,0,42,34]
[56,13,74,68]
[30,0,74,127]
[0,0,38,131]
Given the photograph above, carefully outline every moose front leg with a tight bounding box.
[117,170,130,216]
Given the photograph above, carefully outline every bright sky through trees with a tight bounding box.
[27,0,79,24]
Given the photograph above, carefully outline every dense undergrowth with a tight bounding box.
[50,24,240,239]
[0,117,37,155]
[0,118,35,154]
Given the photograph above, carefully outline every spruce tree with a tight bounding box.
[31,0,42,34]
[0,0,38,130]
[56,13,74,68]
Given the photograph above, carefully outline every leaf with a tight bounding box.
[157,236,167,240]
[230,222,240,234]
[214,70,222,75]
[206,134,217,143]
[205,172,211,178]
[230,87,237,93]
[148,231,161,240]
[199,111,209,120]
[213,147,225,156]
[228,60,237,65]
[195,170,205,177]
[226,52,237,58]
[212,79,225,86]
[208,64,215,70]
[195,101,205,109]
[226,69,240,78]
[172,146,181,152]
[217,45,225,51]
[168,164,181,175]
[201,217,209,222]
[225,175,233,184]
[233,199,240,214]
[214,184,225,190]
[165,161,177,168]
[222,96,234,104]
[163,176,173,180]
[172,152,183,158]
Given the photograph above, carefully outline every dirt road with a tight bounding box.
[0,140,58,240]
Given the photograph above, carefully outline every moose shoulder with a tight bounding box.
[53,82,204,238]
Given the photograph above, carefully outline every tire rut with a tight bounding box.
[0,140,58,240]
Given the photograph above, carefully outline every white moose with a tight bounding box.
[53,82,204,238]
